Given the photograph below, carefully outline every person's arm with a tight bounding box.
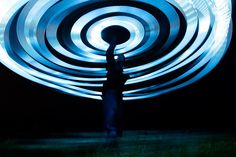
[106,42,116,67]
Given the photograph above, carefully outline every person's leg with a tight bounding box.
[116,97,124,137]
[103,90,118,137]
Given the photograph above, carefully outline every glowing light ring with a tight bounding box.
[86,16,146,54]
[71,6,159,58]
[0,0,232,100]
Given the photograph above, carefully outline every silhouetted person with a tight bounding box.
[102,40,130,137]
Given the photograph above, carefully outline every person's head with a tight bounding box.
[116,54,125,66]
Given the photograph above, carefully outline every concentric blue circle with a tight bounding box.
[0,0,233,100]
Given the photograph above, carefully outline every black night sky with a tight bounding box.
[0,3,236,137]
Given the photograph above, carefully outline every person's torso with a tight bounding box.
[103,64,128,92]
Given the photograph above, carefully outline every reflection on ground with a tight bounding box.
[1,131,236,157]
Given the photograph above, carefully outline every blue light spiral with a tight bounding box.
[0,0,233,100]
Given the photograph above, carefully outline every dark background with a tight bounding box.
[0,3,235,137]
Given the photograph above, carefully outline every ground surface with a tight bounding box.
[1,131,236,157]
